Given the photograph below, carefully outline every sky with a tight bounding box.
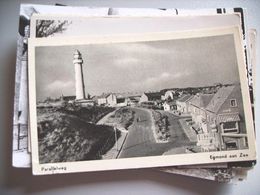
[35,34,240,101]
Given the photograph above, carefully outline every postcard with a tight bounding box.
[13,5,252,170]
[28,14,256,179]
[28,14,256,176]
[28,26,256,175]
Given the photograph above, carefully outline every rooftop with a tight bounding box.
[144,92,162,99]
[97,93,111,99]
[164,101,176,106]
[177,95,193,103]
[206,85,235,113]
[189,94,214,108]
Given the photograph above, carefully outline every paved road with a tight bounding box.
[119,108,195,158]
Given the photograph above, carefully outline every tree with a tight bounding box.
[36,20,70,38]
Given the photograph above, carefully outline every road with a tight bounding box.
[119,107,195,158]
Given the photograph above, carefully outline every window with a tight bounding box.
[230,99,237,107]
[226,141,238,150]
[223,122,236,129]
[222,122,238,133]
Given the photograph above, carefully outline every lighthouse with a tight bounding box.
[73,50,86,100]
[18,25,30,125]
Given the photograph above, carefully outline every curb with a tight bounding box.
[115,132,128,158]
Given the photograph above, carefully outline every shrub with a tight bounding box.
[108,108,135,130]
[37,109,118,163]
[152,110,170,141]
[57,105,115,124]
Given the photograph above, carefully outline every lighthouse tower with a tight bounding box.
[73,50,86,100]
[18,25,30,125]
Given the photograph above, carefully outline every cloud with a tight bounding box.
[111,42,169,55]
[110,42,174,69]
[113,57,140,68]
[130,71,192,91]
[161,72,171,78]
[171,71,191,79]
[144,71,191,85]
[44,80,74,97]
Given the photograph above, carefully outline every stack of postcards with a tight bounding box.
[13,4,257,183]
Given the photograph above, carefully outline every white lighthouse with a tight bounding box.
[18,25,30,125]
[73,50,86,100]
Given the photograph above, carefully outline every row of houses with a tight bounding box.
[93,93,141,107]
[57,86,218,109]
[163,85,248,152]
[57,92,160,108]
[94,91,171,108]
[92,88,209,109]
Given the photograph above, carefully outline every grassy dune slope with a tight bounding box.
[37,106,118,163]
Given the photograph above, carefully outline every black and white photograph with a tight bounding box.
[28,26,255,175]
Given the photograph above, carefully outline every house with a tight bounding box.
[205,85,247,151]
[126,95,140,106]
[194,85,247,152]
[116,97,127,107]
[115,93,141,107]
[188,93,214,133]
[97,93,125,107]
[114,94,127,107]
[139,92,162,104]
[97,94,110,105]
[107,93,117,106]
[186,93,216,151]
[176,95,193,114]
[163,101,177,111]
[96,93,131,107]
[164,90,175,100]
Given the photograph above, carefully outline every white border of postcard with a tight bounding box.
[28,26,256,175]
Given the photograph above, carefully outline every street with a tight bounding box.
[119,107,195,158]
